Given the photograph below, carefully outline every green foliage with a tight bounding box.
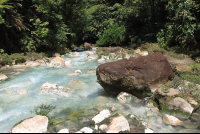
[26,52,47,60]
[10,53,25,64]
[0,0,200,54]
[157,29,166,47]
[0,49,4,54]
[51,119,66,125]
[0,53,12,66]
[96,24,125,46]
[0,0,13,13]
[145,44,165,54]
[30,18,49,38]
[161,0,200,49]
[31,104,56,117]
[71,44,77,49]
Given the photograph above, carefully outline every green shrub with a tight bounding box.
[146,44,165,54]
[71,44,77,49]
[10,53,26,64]
[26,52,47,60]
[0,54,13,67]
[79,45,84,49]
[96,24,125,46]
[31,104,56,117]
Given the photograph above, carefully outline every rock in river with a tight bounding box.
[106,115,130,133]
[96,52,174,98]
[0,74,9,81]
[10,115,48,133]
[49,57,65,68]
[39,82,69,97]
[163,114,183,126]
[68,79,87,90]
[92,110,111,124]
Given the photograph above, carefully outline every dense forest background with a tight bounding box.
[0,0,200,55]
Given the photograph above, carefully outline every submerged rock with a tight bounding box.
[10,115,48,133]
[183,121,199,129]
[190,108,200,122]
[39,82,69,97]
[86,52,98,61]
[178,129,200,133]
[96,52,174,98]
[69,52,80,57]
[50,57,65,68]
[6,87,27,96]
[0,74,9,81]
[65,60,73,66]
[2,87,28,103]
[68,70,82,76]
[68,80,87,90]
[86,69,96,74]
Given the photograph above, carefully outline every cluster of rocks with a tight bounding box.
[49,53,73,68]
[86,51,98,61]
[10,107,152,133]
[0,52,75,82]
[96,50,200,132]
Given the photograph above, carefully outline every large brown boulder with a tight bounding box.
[96,52,174,98]
[84,42,93,50]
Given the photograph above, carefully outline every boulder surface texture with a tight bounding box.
[96,52,174,98]
[10,115,48,133]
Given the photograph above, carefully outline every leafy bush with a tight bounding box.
[0,54,13,67]
[64,48,71,54]
[10,53,26,64]
[71,44,77,49]
[145,44,165,54]
[96,24,125,46]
